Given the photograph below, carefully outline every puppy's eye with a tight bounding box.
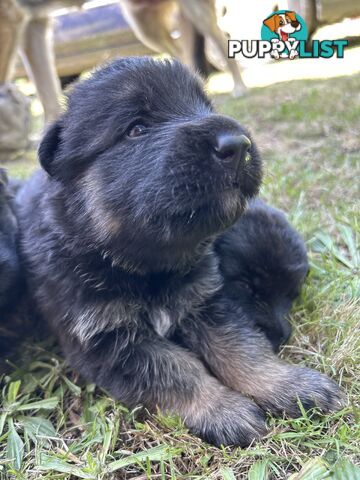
[127,123,147,138]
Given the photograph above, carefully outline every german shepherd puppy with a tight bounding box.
[18,57,343,447]
[216,198,309,352]
[0,169,21,311]
[0,168,24,356]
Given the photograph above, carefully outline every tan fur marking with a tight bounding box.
[263,14,278,32]
[285,11,297,22]
[80,170,122,242]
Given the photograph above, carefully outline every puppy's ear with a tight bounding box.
[285,11,297,22]
[38,120,62,176]
[263,15,277,32]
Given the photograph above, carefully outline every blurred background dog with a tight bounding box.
[0,0,359,161]
[0,0,244,127]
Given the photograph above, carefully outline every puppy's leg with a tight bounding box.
[179,0,246,96]
[0,0,26,82]
[20,16,61,122]
[120,0,181,59]
[61,328,266,447]
[180,307,344,417]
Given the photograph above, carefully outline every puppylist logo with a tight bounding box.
[228,10,348,60]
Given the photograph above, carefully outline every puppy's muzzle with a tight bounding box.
[213,134,251,178]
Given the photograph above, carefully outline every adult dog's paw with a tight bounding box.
[258,366,345,417]
[187,388,267,447]
[232,83,247,98]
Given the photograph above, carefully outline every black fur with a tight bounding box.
[18,57,342,447]
[0,169,26,359]
[216,198,309,351]
[0,169,21,311]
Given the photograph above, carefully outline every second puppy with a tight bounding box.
[216,199,309,352]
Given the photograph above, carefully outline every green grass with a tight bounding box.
[1,73,360,479]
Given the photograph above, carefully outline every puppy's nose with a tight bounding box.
[213,134,251,169]
[291,20,299,28]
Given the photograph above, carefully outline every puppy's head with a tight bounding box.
[263,11,301,40]
[218,200,309,351]
[39,57,261,271]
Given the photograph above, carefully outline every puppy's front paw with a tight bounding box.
[259,366,345,417]
[293,368,345,414]
[186,387,267,447]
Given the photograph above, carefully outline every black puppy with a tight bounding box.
[0,169,24,357]
[216,199,309,352]
[18,57,342,447]
[0,169,21,310]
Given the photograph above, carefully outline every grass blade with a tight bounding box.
[6,418,24,471]
[220,466,237,480]
[332,459,360,480]
[7,380,21,403]
[288,457,330,479]
[108,445,181,472]
[248,460,269,480]
[38,454,95,479]
[20,416,57,444]
[16,397,59,411]
[0,412,7,436]
[338,225,359,268]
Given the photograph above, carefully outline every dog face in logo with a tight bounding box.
[263,11,301,42]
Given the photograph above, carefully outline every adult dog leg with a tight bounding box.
[20,16,61,122]
[179,0,246,96]
[0,1,30,159]
[0,0,26,83]
[180,309,344,417]
[177,12,211,77]
[61,328,266,447]
[120,0,181,59]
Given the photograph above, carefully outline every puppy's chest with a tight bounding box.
[68,255,223,344]
[146,307,173,336]
[69,297,187,344]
